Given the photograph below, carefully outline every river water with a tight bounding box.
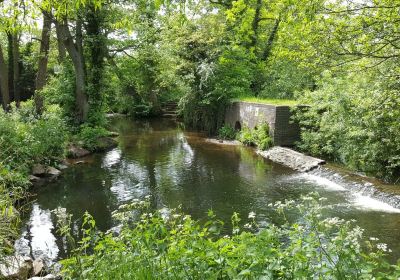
[16,117,400,263]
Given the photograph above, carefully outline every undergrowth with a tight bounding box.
[57,195,400,279]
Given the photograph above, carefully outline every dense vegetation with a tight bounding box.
[1,0,400,278]
[1,0,400,179]
[58,195,400,279]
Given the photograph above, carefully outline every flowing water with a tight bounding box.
[16,117,400,264]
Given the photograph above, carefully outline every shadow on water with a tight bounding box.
[16,117,400,264]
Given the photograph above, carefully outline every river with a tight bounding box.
[16,117,400,264]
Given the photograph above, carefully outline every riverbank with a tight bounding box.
[0,105,118,279]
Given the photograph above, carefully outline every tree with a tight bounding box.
[34,11,52,115]
[0,42,10,109]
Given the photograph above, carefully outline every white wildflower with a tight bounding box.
[244,223,252,229]
[369,237,379,241]
[248,211,256,219]
[377,243,388,252]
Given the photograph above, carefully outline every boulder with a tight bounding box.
[46,167,61,178]
[32,259,44,276]
[29,175,41,183]
[0,255,33,280]
[67,144,91,158]
[32,164,46,177]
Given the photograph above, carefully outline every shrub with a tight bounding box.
[295,70,400,180]
[0,101,67,173]
[237,123,273,150]
[77,125,110,152]
[57,195,400,279]
[218,125,237,140]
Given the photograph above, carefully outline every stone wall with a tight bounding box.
[224,101,301,146]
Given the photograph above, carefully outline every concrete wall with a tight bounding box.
[224,101,300,146]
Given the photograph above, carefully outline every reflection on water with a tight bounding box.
[16,117,400,263]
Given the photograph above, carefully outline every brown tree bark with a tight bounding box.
[55,25,66,62]
[55,19,88,123]
[0,43,10,110]
[35,12,52,115]
[12,33,21,106]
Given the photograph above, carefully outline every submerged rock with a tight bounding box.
[0,255,33,280]
[31,165,61,183]
[257,147,325,172]
[67,144,91,158]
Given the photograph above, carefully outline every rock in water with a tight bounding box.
[257,147,325,172]
[0,255,33,280]
[32,164,46,177]
[46,167,61,178]
[32,259,44,276]
[67,144,91,158]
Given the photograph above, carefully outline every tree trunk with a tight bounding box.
[86,5,106,122]
[0,43,10,109]
[6,33,14,102]
[250,0,262,49]
[55,19,88,123]
[262,19,280,61]
[12,33,21,106]
[35,12,52,115]
[55,25,66,62]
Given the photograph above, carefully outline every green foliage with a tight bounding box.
[41,63,76,124]
[0,100,66,258]
[0,101,67,173]
[76,124,110,152]
[218,125,237,140]
[295,70,400,180]
[58,195,400,279]
[0,166,29,256]
[237,123,273,150]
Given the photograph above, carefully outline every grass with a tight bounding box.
[233,96,299,106]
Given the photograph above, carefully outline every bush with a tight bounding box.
[57,195,400,279]
[218,125,237,140]
[0,101,67,173]
[237,124,273,150]
[295,70,400,180]
[77,125,110,152]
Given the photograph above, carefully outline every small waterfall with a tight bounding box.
[307,166,400,211]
